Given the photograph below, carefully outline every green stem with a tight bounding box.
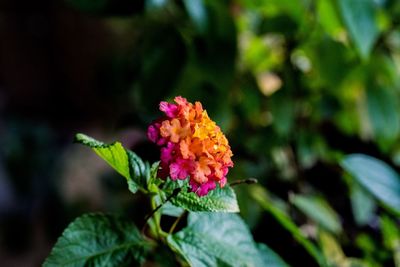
[229,178,258,187]
[144,188,181,225]
[169,210,187,234]
[150,195,164,240]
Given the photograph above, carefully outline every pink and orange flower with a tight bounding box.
[147,96,233,196]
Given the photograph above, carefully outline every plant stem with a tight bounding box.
[144,188,181,222]
[169,210,188,234]
[229,178,258,187]
[150,195,163,240]
[143,188,181,240]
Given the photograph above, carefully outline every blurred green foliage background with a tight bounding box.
[1,0,400,266]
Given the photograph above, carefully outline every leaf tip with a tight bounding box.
[74,133,88,144]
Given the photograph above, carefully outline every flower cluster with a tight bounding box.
[147,96,233,196]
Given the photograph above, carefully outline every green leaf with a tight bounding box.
[308,38,350,89]
[341,154,400,213]
[183,0,208,33]
[317,0,344,39]
[126,150,150,193]
[291,194,342,235]
[270,91,295,137]
[44,213,152,267]
[337,0,379,59]
[381,215,400,267]
[74,133,149,194]
[319,231,347,267]
[319,231,369,267]
[167,212,288,267]
[161,202,185,217]
[163,178,239,212]
[250,186,327,267]
[148,161,161,189]
[346,258,370,267]
[268,0,307,24]
[366,86,400,146]
[75,133,130,178]
[145,0,168,10]
[381,215,400,250]
[257,243,290,267]
[349,181,376,226]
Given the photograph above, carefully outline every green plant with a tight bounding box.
[43,97,289,266]
[42,96,400,267]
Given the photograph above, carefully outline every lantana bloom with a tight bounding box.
[147,96,233,196]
